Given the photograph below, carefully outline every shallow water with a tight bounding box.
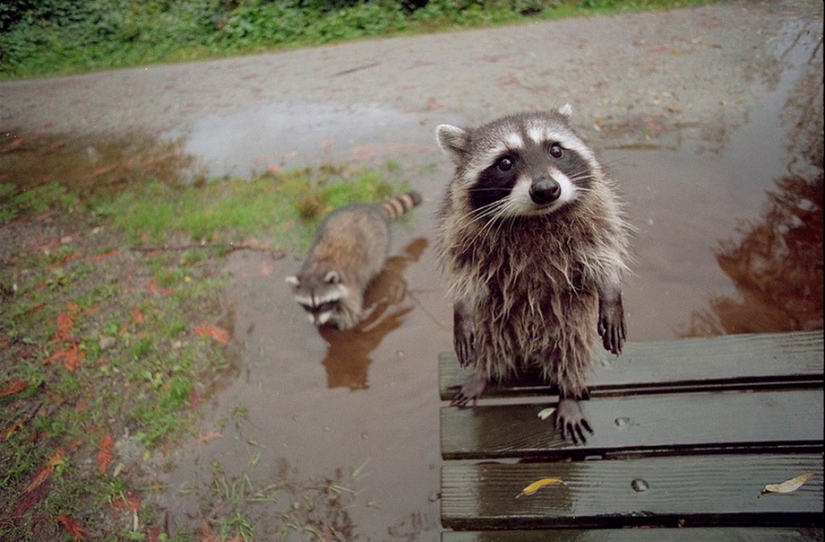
[1,14,821,541]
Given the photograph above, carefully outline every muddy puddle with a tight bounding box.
[1,16,821,541]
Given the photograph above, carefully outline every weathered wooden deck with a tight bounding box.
[438,331,824,540]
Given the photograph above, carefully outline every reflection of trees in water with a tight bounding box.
[680,173,823,336]
[678,47,823,337]
[320,238,428,390]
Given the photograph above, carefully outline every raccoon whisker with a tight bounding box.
[470,201,509,246]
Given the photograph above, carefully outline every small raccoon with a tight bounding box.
[436,107,632,444]
[286,191,422,330]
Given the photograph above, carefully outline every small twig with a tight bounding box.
[130,243,285,259]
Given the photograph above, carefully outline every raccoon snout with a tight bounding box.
[529,178,561,205]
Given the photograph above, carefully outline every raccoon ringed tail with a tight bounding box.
[379,191,422,221]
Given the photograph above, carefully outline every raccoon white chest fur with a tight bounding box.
[436,108,631,400]
[287,192,421,330]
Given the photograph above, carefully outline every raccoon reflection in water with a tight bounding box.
[319,238,428,390]
[435,107,632,444]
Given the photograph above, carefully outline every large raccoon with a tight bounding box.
[436,107,631,444]
[286,191,422,330]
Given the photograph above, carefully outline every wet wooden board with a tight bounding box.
[439,331,824,400]
[441,527,825,541]
[441,389,824,460]
[440,454,825,530]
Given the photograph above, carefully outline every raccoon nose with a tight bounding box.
[530,178,561,205]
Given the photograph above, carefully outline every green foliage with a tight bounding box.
[0,0,717,78]
[0,181,73,224]
[92,164,406,251]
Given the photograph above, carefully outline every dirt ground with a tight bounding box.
[1,0,821,154]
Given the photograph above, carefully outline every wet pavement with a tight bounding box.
[1,0,822,539]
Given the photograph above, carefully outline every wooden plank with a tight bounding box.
[441,389,823,460]
[442,527,825,542]
[440,454,824,530]
[439,332,824,400]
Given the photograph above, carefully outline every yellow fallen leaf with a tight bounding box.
[515,477,565,498]
[537,407,556,420]
[762,473,815,495]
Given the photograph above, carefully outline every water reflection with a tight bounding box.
[0,129,198,194]
[677,37,824,337]
[320,237,428,390]
[679,173,823,336]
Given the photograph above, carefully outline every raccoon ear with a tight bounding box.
[558,104,573,118]
[436,124,469,162]
[324,270,340,284]
[285,275,300,287]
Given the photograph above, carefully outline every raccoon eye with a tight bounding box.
[496,156,514,172]
[549,143,563,158]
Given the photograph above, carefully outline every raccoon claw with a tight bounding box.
[555,398,593,445]
[598,300,626,356]
[449,375,487,408]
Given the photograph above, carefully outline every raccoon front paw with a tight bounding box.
[448,374,487,408]
[555,398,593,445]
[598,298,626,356]
[453,313,477,368]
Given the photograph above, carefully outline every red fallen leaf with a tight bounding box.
[194,326,230,346]
[98,434,114,474]
[25,448,66,493]
[54,311,75,340]
[0,380,27,398]
[54,514,88,541]
[148,278,174,296]
[200,520,219,542]
[112,494,141,513]
[133,308,145,325]
[86,249,120,262]
[46,344,83,371]
[24,302,46,315]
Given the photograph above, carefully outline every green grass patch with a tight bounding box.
[95,163,407,250]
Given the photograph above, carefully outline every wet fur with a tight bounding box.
[436,110,631,439]
[288,192,421,330]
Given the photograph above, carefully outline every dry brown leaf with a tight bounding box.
[194,325,230,345]
[98,434,115,474]
[25,448,66,494]
[762,473,815,495]
[55,514,87,541]
[537,407,556,420]
[0,380,27,398]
